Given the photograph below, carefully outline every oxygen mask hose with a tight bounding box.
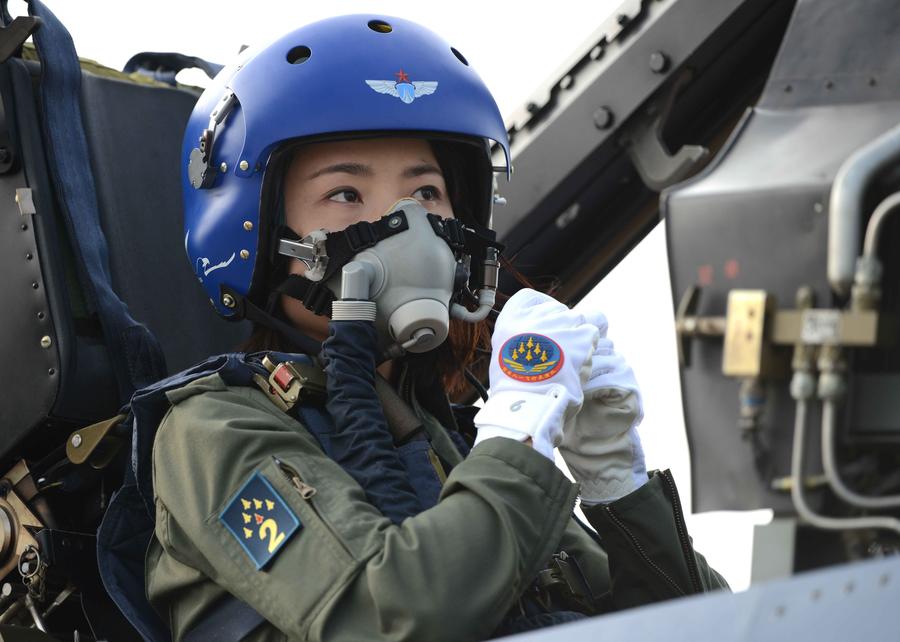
[320,318,422,524]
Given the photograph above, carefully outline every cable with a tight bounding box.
[464,368,489,402]
[821,400,900,509]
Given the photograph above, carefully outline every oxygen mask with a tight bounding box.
[278,198,501,359]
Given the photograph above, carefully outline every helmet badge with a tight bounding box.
[366,69,438,104]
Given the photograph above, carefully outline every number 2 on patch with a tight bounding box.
[260,519,286,553]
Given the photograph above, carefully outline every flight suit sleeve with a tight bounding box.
[151,376,578,642]
[581,469,730,609]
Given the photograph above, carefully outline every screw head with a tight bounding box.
[239,160,250,171]
[649,51,670,73]
[222,294,236,308]
[40,336,52,349]
[388,216,402,228]
[71,434,83,448]
[240,249,250,260]
[593,106,614,130]
[220,162,228,173]
[243,221,253,231]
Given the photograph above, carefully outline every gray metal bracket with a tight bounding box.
[620,69,708,191]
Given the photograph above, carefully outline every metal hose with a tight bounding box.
[828,121,900,295]
[862,190,900,257]
[821,400,900,509]
[791,399,900,535]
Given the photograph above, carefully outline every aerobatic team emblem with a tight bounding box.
[365,69,438,104]
[220,471,301,569]
[499,333,564,382]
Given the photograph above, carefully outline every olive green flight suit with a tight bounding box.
[146,372,728,641]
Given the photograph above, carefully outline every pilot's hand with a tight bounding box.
[558,311,647,504]
[474,289,598,461]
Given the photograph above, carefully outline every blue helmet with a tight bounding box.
[182,14,511,318]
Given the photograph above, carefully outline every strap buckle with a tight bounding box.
[253,355,326,412]
[66,413,128,468]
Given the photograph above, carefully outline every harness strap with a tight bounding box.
[29,0,166,402]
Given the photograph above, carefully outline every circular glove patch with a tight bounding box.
[499,333,565,382]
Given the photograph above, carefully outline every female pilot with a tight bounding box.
[144,14,729,642]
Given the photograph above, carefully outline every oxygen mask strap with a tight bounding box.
[275,275,335,316]
[275,210,412,316]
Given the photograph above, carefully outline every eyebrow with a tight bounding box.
[402,162,443,179]
[306,162,373,180]
[306,161,443,180]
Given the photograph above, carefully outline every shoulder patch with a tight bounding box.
[220,471,301,569]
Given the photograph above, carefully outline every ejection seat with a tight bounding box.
[0,3,247,637]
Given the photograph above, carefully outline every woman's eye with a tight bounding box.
[328,189,361,203]
[412,185,441,202]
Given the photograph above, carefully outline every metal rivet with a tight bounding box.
[70,434,82,448]
[649,51,670,74]
[814,202,824,213]
[31,282,39,290]
[25,252,33,261]
[388,216,402,228]
[40,336,51,349]
[243,221,253,231]
[220,162,228,173]
[240,249,250,259]
[20,223,27,231]
[48,369,55,376]
[222,294,236,308]
[37,312,45,320]
[593,106,614,130]
[559,75,573,90]
[239,160,250,171]
[589,45,603,60]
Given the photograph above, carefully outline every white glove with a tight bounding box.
[559,311,647,504]
[474,289,599,460]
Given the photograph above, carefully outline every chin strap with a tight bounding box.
[273,209,504,318]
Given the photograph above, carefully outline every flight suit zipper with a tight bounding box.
[602,503,686,597]
[659,469,703,593]
[271,456,353,559]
